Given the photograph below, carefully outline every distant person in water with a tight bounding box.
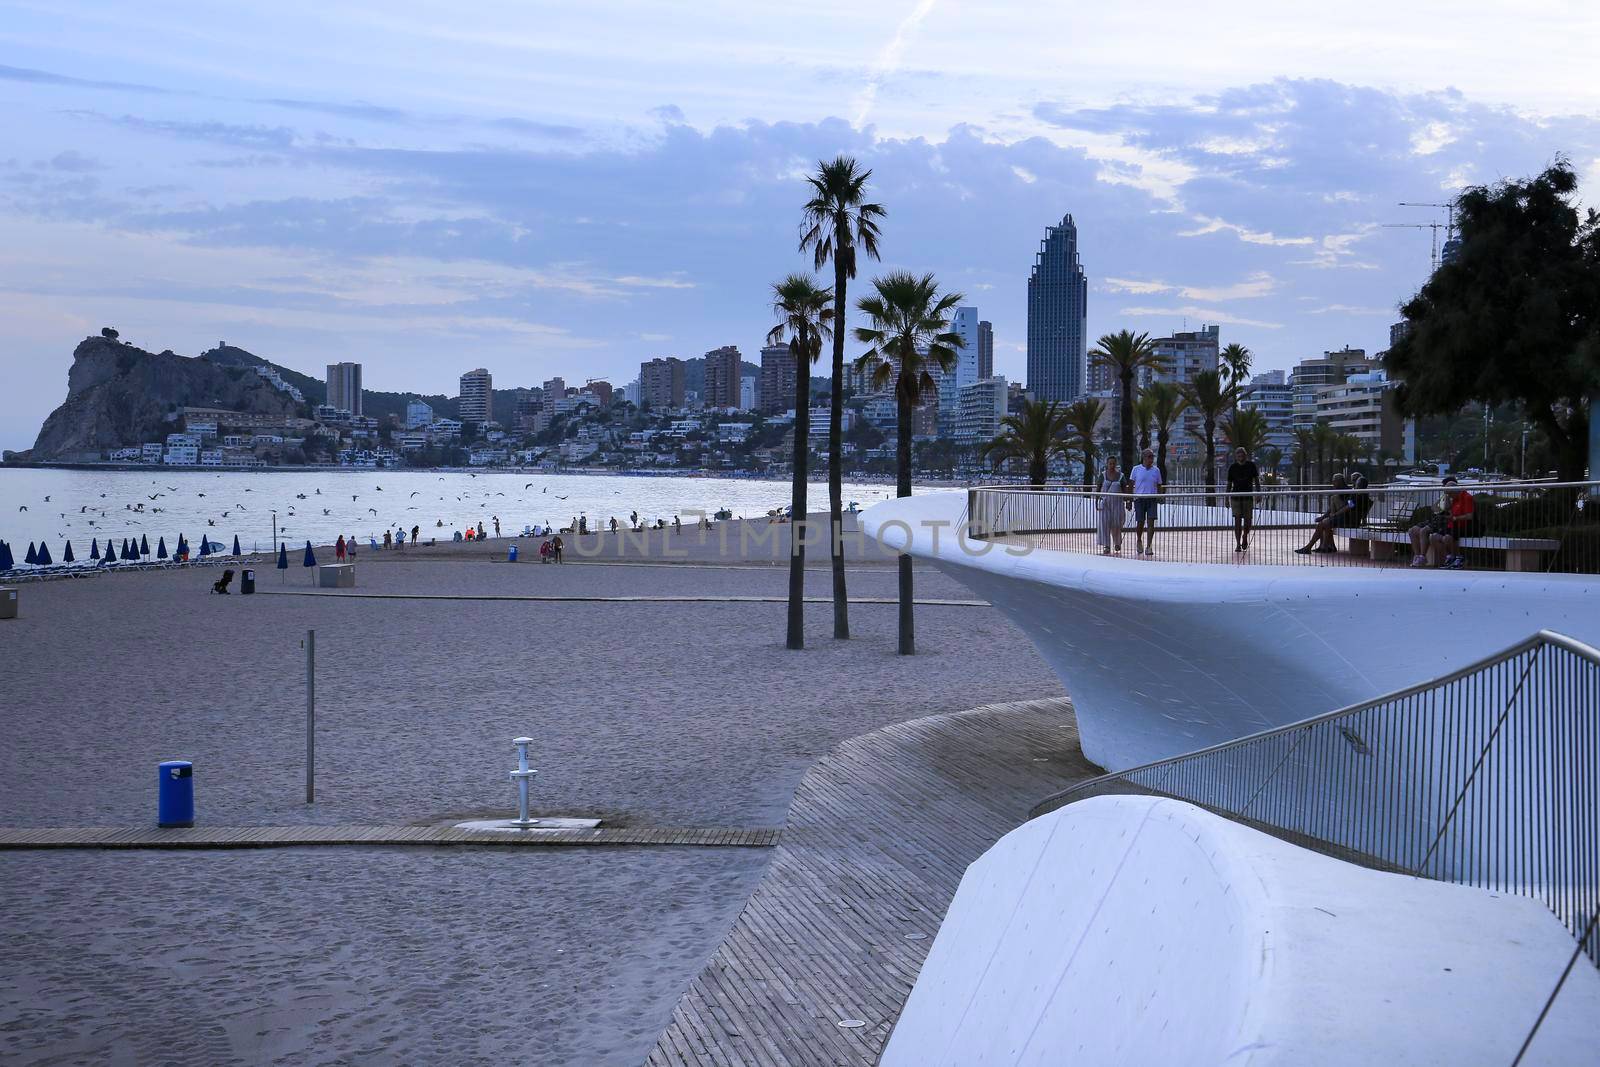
[335,534,346,562]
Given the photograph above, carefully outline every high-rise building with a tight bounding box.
[703,345,743,409]
[759,344,796,416]
[1237,371,1293,459]
[741,373,757,412]
[1315,370,1415,464]
[405,400,434,429]
[585,380,613,407]
[954,376,1008,444]
[1026,214,1088,403]
[459,368,493,425]
[939,308,981,434]
[1150,325,1220,459]
[325,362,362,416]
[1290,348,1371,432]
[977,320,994,380]
[640,357,685,410]
[543,377,567,398]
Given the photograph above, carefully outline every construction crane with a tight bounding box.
[1398,201,1457,239]
[1382,222,1446,272]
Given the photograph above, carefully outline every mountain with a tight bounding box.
[22,336,305,462]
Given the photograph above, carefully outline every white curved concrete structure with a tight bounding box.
[882,795,1600,1066]
[862,492,1600,770]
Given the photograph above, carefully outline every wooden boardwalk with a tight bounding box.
[647,697,1100,1066]
[0,824,778,850]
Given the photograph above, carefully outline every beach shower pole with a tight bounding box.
[304,629,315,803]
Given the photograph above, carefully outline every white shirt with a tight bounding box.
[1130,462,1163,495]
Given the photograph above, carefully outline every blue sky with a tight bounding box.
[3,0,1598,449]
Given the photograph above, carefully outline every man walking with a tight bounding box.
[1226,446,1261,552]
[1130,448,1163,556]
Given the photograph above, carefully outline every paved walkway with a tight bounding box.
[647,697,1100,1066]
[0,825,777,850]
[261,590,988,606]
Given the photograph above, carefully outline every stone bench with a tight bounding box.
[0,586,16,619]
[1345,528,1560,571]
[318,563,355,588]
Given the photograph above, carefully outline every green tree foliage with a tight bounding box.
[1386,161,1599,480]
[1090,329,1163,470]
[980,397,1071,486]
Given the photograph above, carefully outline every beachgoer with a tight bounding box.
[477,521,486,540]
[411,524,420,545]
[1094,456,1129,554]
[610,517,619,533]
[1408,476,1475,569]
[539,539,552,563]
[395,528,405,549]
[466,527,474,541]
[1130,448,1163,556]
[1296,474,1355,555]
[383,529,393,550]
[493,517,501,538]
[673,515,682,533]
[1226,446,1261,552]
[335,534,346,562]
[552,534,564,563]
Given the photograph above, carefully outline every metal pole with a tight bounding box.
[305,629,315,803]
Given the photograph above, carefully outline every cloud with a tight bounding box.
[638,332,671,341]
[1103,272,1276,301]
[853,0,939,126]
[1307,303,1393,315]
[1118,305,1284,329]
[1178,215,1315,247]
[47,150,106,173]
[614,274,695,289]
[63,110,298,149]
[0,62,177,96]
[259,98,412,124]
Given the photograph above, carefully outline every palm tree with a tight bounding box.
[1220,342,1253,407]
[800,157,885,642]
[1311,422,1337,484]
[1132,393,1155,455]
[855,271,963,656]
[1145,381,1187,479]
[1064,397,1107,488]
[767,274,833,650]
[1089,329,1163,471]
[981,397,1071,487]
[1260,445,1284,481]
[1291,427,1316,486]
[1221,408,1269,457]
[1183,369,1233,504]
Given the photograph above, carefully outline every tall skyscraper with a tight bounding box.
[759,344,796,415]
[640,357,685,410]
[1027,215,1088,403]
[459,367,493,425]
[325,361,362,415]
[703,345,743,409]
[977,320,994,381]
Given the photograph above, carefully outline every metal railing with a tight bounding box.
[1032,630,1600,977]
[966,480,1599,574]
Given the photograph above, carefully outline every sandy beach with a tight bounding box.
[0,517,1062,1065]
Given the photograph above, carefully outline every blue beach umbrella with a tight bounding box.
[198,537,210,558]
[62,540,74,563]
[119,538,129,557]
[232,534,241,556]
[25,542,38,565]
[303,541,316,567]
[176,535,188,559]
[104,539,118,562]
[0,541,12,571]
[156,536,167,559]
[140,534,150,556]
[36,542,53,565]
[89,538,100,561]
[277,543,288,569]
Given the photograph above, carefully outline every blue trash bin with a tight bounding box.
[158,760,194,828]
[508,544,518,562]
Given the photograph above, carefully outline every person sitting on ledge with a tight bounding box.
[1408,476,1475,569]
[1295,474,1356,555]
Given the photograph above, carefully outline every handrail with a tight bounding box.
[1031,630,1600,978]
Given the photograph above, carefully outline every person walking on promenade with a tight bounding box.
[1095,456,1129,555]
[335,534,346,562]
[1130,448,1163,556]
[1226,446,1261,552]
[610,516,619,533]
[673,515,682,533]
[552,534,564,563]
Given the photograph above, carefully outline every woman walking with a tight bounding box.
[1095,456,1129,555]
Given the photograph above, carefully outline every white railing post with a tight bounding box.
[509,736,538,827]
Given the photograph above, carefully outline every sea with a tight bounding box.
[0,467,913,555]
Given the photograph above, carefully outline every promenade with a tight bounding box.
[0,517,1067,1065]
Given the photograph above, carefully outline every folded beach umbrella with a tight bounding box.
[303,541,316,567]
[176,535,187,558]
[120,538,130,557]
[104,539,117,562]
[62,540,74,563]
[156,536,167,559]
[277,543,288,570]
[36,542,53,565]
[232,534,241,556]
[140,534,150,556]
[0,541,12,571]
[25,542,38,565]
[89,538,100,560]
[198,537,210,557]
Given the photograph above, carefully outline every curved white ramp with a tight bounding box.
[882,796,1599,1066]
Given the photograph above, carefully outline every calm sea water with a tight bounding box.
[0,468,911,554]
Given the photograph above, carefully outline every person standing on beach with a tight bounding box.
[477,521,486,540]
[383,529,392,550]
[1130,448,1163,556]
[493,516,501,538]
[335,534,346,562]
[411,524,420,545]
[1226,446,1261,552]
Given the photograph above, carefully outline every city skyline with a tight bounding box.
[4,3,1599,449]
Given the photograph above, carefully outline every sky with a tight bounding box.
[3,0,1599,451]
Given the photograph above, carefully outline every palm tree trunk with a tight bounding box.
[787,333,809,650]
[1119,368,1135,471]
[896,388,914,656]
[1204,422,1216,506]
[1030,452,1046,487]
[828,254,849,640]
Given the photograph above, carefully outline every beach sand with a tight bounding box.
[0,516,1063,1064]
